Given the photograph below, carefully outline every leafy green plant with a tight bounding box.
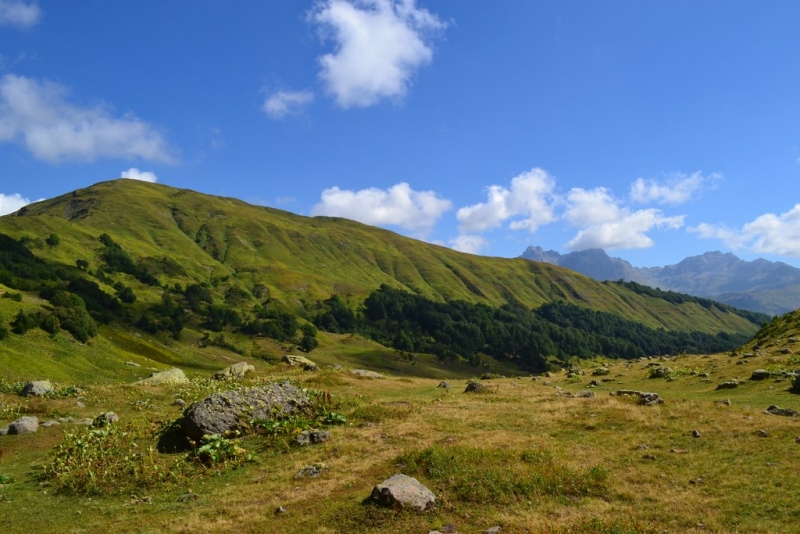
[0,474,15,484]
[190,433,251,467]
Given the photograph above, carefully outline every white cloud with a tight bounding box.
[310,0,448,108]
[0,192,32,215]
[565,187,684,250]
[120,168,158,183]
[311,182,452,234]
[0,74,177,163]
[449,234,488,255]
[262,90,314,119]
[691,204,800,257]
[456,168,557,234]
[630,171,720,205]
[0,0,41,28]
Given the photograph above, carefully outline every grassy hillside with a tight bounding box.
[0,179,761,333]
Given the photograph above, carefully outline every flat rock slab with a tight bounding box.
[137,368,189,386]
[8,416,38,435]
[21,381,53,397]
[371,474,436,512]
[213,362,255,380]
[351,369,384,379]
[282,355,318,371]
[765,405,799,417]
[182,381,313,441]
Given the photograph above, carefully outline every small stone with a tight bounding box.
[213,362,255,380]
[671,449,688,454]
[750,369,771,381]
[92,412,119,427]
[716,380,739,390]
[177,491,200,503]
[757,429,770,438]
[275,506,287,515]
[295,429,331,446]
[76,401,86,408]
[125,361,141,367]
[575,391,595,398]
[464,381,486,393]
[370,474,436,511]
[74,418,94,426]
[172,398,188,408]
[484,528,503,534]
[437,381,451,389]
[765,405,799,417]
[0,427,8,436]
[692,429,702,438]
[136,368,189,386]
[40,420,60,427]
[715,399,732,406]
[643,454,657,460]
[294,463,328,478]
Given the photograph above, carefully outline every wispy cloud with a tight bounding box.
[691,204,800,257]
[310,0,448,108]
[564,187,684,250]
[312,181,452,236]
[120,168,158,183]
[456,168,558,234]
[0,74,177,163]
[630,171,720,205]
[0,0,41,29]
[262,90,315,119]
[0,192,34,215]
[449,234,488,255]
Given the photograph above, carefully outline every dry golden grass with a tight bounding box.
[2,351,800,533]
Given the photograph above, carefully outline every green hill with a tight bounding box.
[0,179,767,382]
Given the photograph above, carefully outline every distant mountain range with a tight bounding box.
[521,247,800,316]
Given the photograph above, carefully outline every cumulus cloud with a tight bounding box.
[0,0,40,28]
[456,168,557,234]
[691,204,800,257]
[310,0,448,108]
[0,74,177,163]
[564,187,684,250]
[120,168,158,183]
[0,192,32,215]
[630,171,720,205]
[311,182,452,234]
[449,234,488,255]
[262,90,314,119]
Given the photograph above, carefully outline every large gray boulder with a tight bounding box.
[182,381,313,441]
[136,368,189,386]
[8,416,38,435]
[213,362,255,380]
[371,474,436,511]
[21,381,53,397]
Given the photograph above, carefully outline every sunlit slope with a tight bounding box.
[0,179,759,335]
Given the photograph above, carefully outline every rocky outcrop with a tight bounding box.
[182,381,313,441]
[370,474,436,511]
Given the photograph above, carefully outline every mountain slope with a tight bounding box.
[0,180,762,335]
[521,246,800,315]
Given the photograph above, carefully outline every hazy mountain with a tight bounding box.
[521,246,800,315]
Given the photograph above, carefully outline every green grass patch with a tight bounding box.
[400,445,609,504]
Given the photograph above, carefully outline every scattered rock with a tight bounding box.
[689,476,705,485]
[136,368,189,386]
[125,361,141,367]
[282,355,318,371]
[691,429,702,438]
[370,474,436,512]
[74,418,94,426]
[213,362,255,380]
[781,348,793,355]
[294,463,328,478]
[715,399,732,406]
[643,454,657,460]
[615,390,664,406]
[650,366,673,379]
[0,427,7,436]
[715,379,739,390]
[671,449,688,454]
[464,381,486,393]
[172,398,188,408]
[7,416,38,435]
[176,491,199,503]
[75,401,86,408]
[295,429,331,446]
[274,506,287,515]
[92,412,119,427]
[750,369,771,381]
[757,429,770,438]
[575,391,596,398]
[592,367,610,376]
[182,381,313,441]
[484,527,502,534]
[699,372,710,378]
[765,405,799,417]
[21,380,53,397]
[437,381,451,389]
[350,369,384,379]
[40,420,60,427]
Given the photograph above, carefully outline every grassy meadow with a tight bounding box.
[2,342,800,533]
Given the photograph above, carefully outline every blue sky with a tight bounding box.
[1,0,799,268]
